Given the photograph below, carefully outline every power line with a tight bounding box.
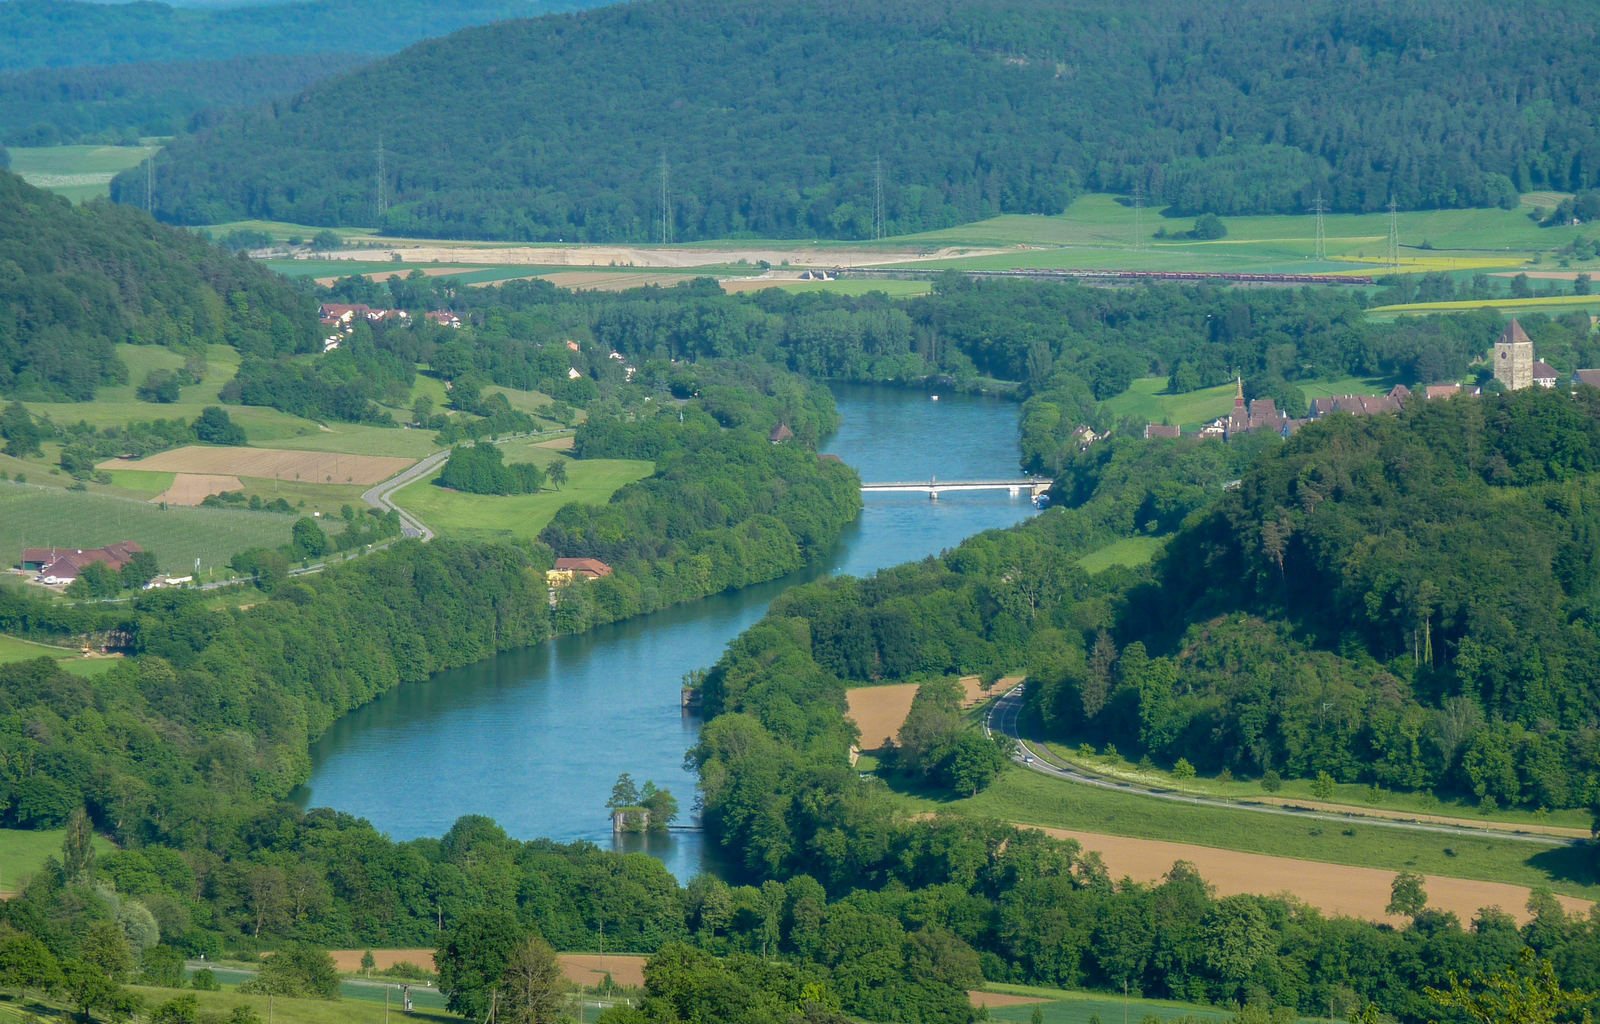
[873,155,885,242]
[375,135,388,221]
[1387,196,1399,271]
[1311,192,1326,261]
[659,150,671,245]
[1131,184,1144,252]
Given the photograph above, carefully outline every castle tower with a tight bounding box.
[1493,319,1534,391]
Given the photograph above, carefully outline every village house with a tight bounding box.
[769,424,795,443]
[24,542,143,585]
[1308,385,1411,420]
[546,557,614,588]
[1533,361,1560,389]
[1143,423,1181,440]
[425,311,463,328]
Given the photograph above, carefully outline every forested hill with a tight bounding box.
[0,170,317,400]
[128,0,1600,241]
[0,0,609,70]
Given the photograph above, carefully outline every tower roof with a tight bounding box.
[1234,376,1245,408]
[1500,319,1532,346]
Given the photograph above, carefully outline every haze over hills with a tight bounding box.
[121,0,1600,243]
[0,0,612,71]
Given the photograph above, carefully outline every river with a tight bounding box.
[294,385,1036,879]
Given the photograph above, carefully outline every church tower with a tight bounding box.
[1493,319,1534,391]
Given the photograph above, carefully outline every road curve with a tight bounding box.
[362,448,450,541]
[983,687,1579,848]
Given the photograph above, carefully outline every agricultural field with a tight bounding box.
[102,446,414,486]
[846,675,1020,752]
[975,983,1231,1024]
[910,766,1600,903]
[7,143,158,202]
[0,483,304,579]
[391,450,652,543]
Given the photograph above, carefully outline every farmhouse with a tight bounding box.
[768,423,795,443]
[28,542,143,584]
[1143,423,1181,440]
[547,557,614,587]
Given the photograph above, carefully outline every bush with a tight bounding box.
[1260,769,1282,793]
[191,969,220,991]
[1171,757,1196,779]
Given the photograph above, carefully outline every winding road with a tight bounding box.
[983,686,1581,848]
[361,448,450,541]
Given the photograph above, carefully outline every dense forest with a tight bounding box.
[0,54,370,146]
[0,0,609,71]
[0,170,317,400]
[124,0,1600,240]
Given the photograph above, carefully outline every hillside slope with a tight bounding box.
[0,170,317,400]
[124,0,1600,241]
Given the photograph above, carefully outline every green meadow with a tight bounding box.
[392,448,652,543]
[0,827,114,894]
[0,634,117,677]
[8,144,157,202]
[1076,536,1165,574]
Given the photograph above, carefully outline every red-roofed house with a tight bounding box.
[33,542,143,584]
[1144,424,1181,439]
[551,558,613,582]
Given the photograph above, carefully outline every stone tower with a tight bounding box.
[1493,319,1534,391]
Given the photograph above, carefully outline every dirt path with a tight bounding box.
[1021,824,1591,925]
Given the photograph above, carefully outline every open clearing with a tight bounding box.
[392,454,652,543]
[8,144,157,202]
[0,827,114,894]
[102,446,414,485]
[0,634,118,678]
[974,983,1231,1024]
[1025,824,1590,925]
[328,950,646,989]
[152,473,244,505]
[848,675,1021,750]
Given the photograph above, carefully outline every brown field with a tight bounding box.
[102,446,414,485]
[1490,270,1585,280]
[559,953,647,989]
[341,242,1004,270]
[152,473,242,506]
[1025,825,1592,925]
[535,271,701,291]
[329,949,436,973]
[969,991,1050,1008]
[847,675,1022,751]
[313,266,478,287]
[536,436,576,451]
[328,950,648,989]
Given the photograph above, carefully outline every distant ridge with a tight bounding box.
[119,0,1600,243]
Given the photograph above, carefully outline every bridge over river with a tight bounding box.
[861,477,1050,499]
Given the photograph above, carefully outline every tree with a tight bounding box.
[607,773,640,811]
[291,517,328,559]
[437,910,526,1021]
[312,230,342,251]
[1,401,43,458]
[0,934,62,998]
[255,943,339,999]
[1426,949,1591,1024]
[119,550,161,591]
[1190,213,1227,239]
[150,993,200,1024]
[413,395,434,425]
[499,934,568,1024]
[193,406,248,446]
[1386,871,1427,920]
[137,370,182,403]
[66,561,118,599]
[63,806,96,881]
[139,945,184,988]
[361,950,376,977]
[547,460,568,490]
[639,782,678,832]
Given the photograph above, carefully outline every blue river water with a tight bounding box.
[295,385,1035,879]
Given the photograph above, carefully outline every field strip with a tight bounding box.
[153,474,243,505]
[102,446,414,486]
[327,950,647,988]
[848,675,1022,751]
[969,992,1051,1008]
[1019,824,1591,925]
[1244,795,1592,839]
[324,242,1008,269]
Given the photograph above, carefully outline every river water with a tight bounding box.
[295,385,1035,879]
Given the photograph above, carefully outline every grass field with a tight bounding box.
[1101,378,1237,428]
[1076,536,1165,573]
[0,634,120,677]
[122,984,454,1024]
[908,768,1600,901]
[0,827,114,894]
[8,144,157,202]
[1370,294,1600,316]
[391,453,652,543]
[0,484,301,579]
[979,983,1232,1024]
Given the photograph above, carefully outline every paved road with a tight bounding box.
[362,449,450,541]
[983,687,1579,848]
